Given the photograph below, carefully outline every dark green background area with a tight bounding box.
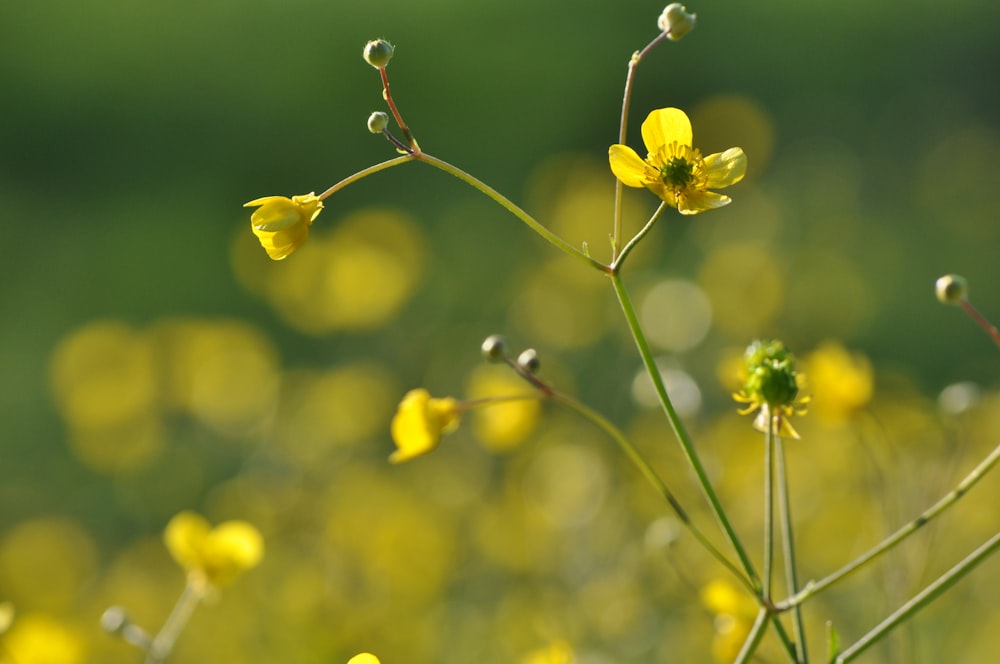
[2,0,1000,544]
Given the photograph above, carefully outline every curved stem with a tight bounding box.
[835,530,1000,663]
[613,29,674,260]
[959,298,1000,351]
[317,155,414,201]
[610,202,669,272]
[416,153,609,273]
[549,389,752,591]
[777,440,1000,611]
[609,271,761,591]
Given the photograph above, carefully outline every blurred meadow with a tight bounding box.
[2,0,1000,662]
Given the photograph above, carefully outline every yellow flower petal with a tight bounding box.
[641,107,693,155]
[608,145,650,188]
[677,190,732,215]
[389,388,461,463]
[703,148,747,188]
[164,511,211,573]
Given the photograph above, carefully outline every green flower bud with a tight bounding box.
[935,274,967,304]
[741,339,800,408]
[367,111,389,134]
[481,334,506,362]
[657,3,697,41]
[517,348,540,373]
[363,39,395,69]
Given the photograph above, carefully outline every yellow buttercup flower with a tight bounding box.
[389,388,461,463]
[164,511,264,591]
[609,107,746,214]
[244,193,324,260]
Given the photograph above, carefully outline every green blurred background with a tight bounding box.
[2,0,1000,662]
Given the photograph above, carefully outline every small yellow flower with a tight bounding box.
[389,388,461,463]
[243,193,323,260]
[347,654,381,664]
[733,339,809,438]
[164,511,264,591]
[609,107,746,214]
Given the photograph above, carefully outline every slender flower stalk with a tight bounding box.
[834,531,1000,663]
[763,416,776,602]
[548,388,753,591]
[777,440,1000,611]
[378,66,420,154]
[610,272,761,591]
[613,28,677,260]
[318,155,414,201]
[610,201,668,272]
[733,607,771,664]
[414,153,608,273]
[776,432,808,663]
[145,582,203,664]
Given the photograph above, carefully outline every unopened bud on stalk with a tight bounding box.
[657,3,696,41]
[481,334,506,362]
[367,111,389,133]
[935,274,968,304]
[100,607,130,635]
[363,39,395,68]
[517,348,541,373]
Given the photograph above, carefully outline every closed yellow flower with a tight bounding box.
[244,193,324,260]
[347,655,381,664]
[389,388,461,463]
[609,107,746,214]
[163,511,264,591]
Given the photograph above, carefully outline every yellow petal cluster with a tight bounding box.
[609,107,746,214]
[244,193,324,260]
[164,511,264,591]
[389,388,461,463]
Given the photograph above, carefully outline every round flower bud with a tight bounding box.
[363,39,395,69]
[100,607,130,635]
[481,334,506,362]
[367,111,389,134]
[657,3,696,41]
[517,348,540,373]
[935,274,967,304]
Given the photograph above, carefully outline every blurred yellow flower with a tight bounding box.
[243,193,323,260]
[3,613,84,664]
[163,511,264,591]
[802,341,873,424]
[389,388,461,463]
[520,640,575,664]
[700,579,757,664]
[466,365,540,452]
[609,107,746,214]
[347,654,381,664]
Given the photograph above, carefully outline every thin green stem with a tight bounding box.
[610,202,668,272]
[317,155,414,201]
[549,389,752,591]
[778,440,1000,611]
[146,581,203,664]
[776,433,808,663]
[416,153,608,273]
[734,607,772,664]
[609,271,761,591]
[764,412,776,602]
[612,29,674,260]
[835,530,1000,663]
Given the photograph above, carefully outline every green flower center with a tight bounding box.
[660,155,695,189]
